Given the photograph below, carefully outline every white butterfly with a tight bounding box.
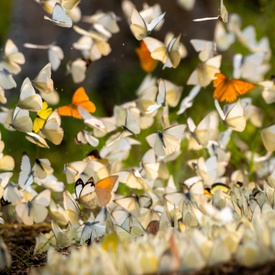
[143,34,182,69]
[25,132,49,148]
[114,106,141,136]
[63,190,80,224]
[44,3,73,28]
[130,8,165,40]
[83,11,120,36]
[24,43,64,71]
[116,169,148,190]
[214,21,235,51]
[190,39,216,62]
[17,78,43,112]
[187,55,222,87]
[233,53,269,83]
[63,161,88,184]
[146,124,186,157]
[18,153,34,190]
[214,99,246,132]
[146,78,166,114]
[0,39,25,75]
[187,111,219,150]
[260,77,275,104]
[140,149,160,181]
[80,221,106,245]
[15,189,51,225]
[77,105,105,131]
[177,85,201,115]
[261,125,275,152]
[0,69,16,90]
[67,58,87,83]
[33,158,54,180]
[75,130,99,147]
[193,0,228,23]
[32,63,54,94]
[10,107,33,133]
[40,110,64,145]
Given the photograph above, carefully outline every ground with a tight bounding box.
[1,224,275,274]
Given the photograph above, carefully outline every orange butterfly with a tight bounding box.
[213,73,257,103]
[135,40,158,73]
[57,87,96,119]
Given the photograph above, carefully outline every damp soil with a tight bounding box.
[1,224,275,275]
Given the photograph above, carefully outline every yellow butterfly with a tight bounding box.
[33,101,53,133]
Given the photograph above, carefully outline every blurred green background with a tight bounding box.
[0,0,274,185]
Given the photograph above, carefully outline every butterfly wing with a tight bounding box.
[130,9,147,40]
[135,41,158,73]
[225,100,246,132]
[213,73,256,103]
[72,87,96,117]
[95,175,118,207]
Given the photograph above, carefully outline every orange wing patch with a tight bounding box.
[213,73,257,103]
[136,41,158,73]
[58,87,96,119]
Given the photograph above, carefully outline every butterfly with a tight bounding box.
[57,87,96,119]
[187,55,222,87]
[24,43,64,71]
[15,189,51,225]
[80,221,106,245]
[0,68,17,90]
[140,149,160,181]
[177,85,201,115]
[75,130,99,147]
[0,39,25,75]
[214,21,235,51]
[146,124,186,157]
[130,8,165,40]
[190,39,216,62]
[10,107,33,133]
[83,11,120,37]
[44,3,73,28]
[214,99,246,132]
[32,63,54,94]
[32,158,54,180]
[114,195,152,217]
[17,78,43,112]
[233,53,269,83]
[63,190,80,224]
[260,76,275,104]
[33,101,53,133]
[146,78,166,114]
[75,176,118,209]
[193,0,228,23]
[18,153,34,190]
[213,73,257,103]
[39,110,64,145]
[67,58,88,83]
[61,0,81,10]
[187,111,219,150]
[25,132,49,149]
[143,34,182,69]
[261,124,275,152]
[136,41,158,73]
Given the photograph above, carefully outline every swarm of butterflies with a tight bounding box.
[1,0,275,273]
